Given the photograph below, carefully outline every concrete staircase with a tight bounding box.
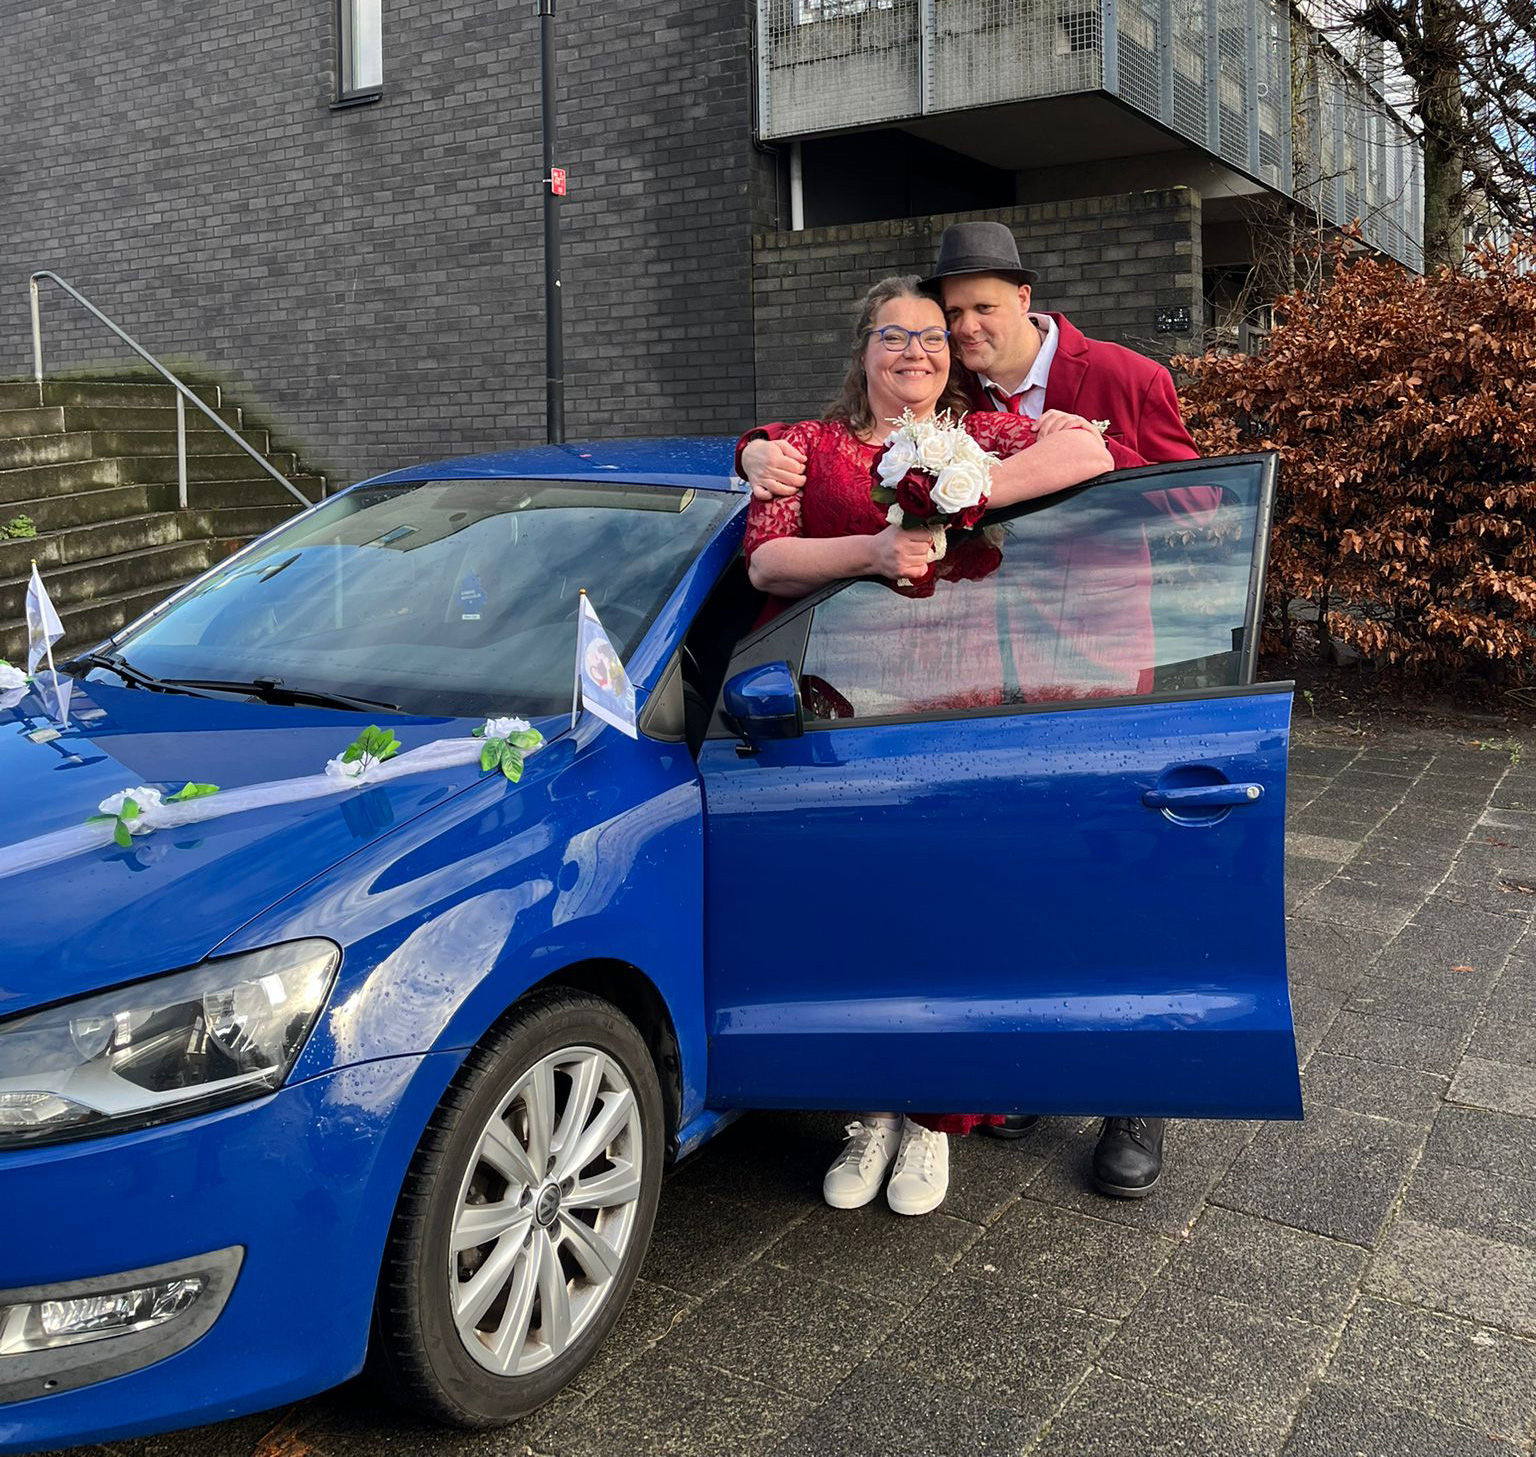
[0,379,325,663]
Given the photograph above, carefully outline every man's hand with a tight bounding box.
[869,524,935,582]
[1034,409,1099,438]
[742,438,808,501]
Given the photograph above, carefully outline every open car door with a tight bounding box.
[696,453,1300,1120]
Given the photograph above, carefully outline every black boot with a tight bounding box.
[1092,1117,1166,1198]
[979,1115,1041,1141]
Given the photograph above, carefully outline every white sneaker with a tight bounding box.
[886,1117,950,1216]
[822,1117,902,1209]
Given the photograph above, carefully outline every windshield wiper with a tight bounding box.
[63,650,221,698]
[161,676,401,714]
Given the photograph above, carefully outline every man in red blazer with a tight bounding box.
[740,222,1201,1202]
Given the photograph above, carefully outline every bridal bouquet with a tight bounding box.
[870,410,997,581]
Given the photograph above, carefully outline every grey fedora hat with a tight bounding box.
[922,220,1040,287]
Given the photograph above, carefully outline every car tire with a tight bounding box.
[373,987,665,1427]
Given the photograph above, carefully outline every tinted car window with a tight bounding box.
[797,461,1265,722]
[115,479,735,717]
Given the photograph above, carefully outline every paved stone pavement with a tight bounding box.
[60,718,1536,1457]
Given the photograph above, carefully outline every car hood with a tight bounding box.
[0,680,557,1018]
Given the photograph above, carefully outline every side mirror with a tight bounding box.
[722,661,803,746]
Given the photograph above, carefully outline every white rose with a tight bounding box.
[931,459,992,515]
[917,430,951,472]
[482,716,531,740]
[324,754,369,783]
[0,662,25,691]
[876,434,919,489]
[97,786,164,833]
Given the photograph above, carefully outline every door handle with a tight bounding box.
[1142,783,1264,809]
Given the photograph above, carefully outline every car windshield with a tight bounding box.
[110,478,737,717]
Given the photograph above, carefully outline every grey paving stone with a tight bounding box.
[1282,1382,1528,1456]
[1289,977,1352,1063]
[938,1122,1052,1226]
[1404,1155,1536,1250]
[666,1110,838,1216]
[1098,1284,1331,1427]
[1376,806,1479,845]
[761,1204,979,1302]
[1025,1118,1253,1236]
[875,1274,1114,1418]
[571,1278,698,1395]
[1286,855,1340,906]
[640,1188,801,1297]
[539,1348,812,1457]
[1325,1296,1536,1441]
[1424,1105,1536,1180]
[968,1198,1180,1318]
[661,1262,905,1401]
[1364,1217,1536,1336]
[1486,954,1536,1024]
[1320,1009,1468,1076]
[1164,1206,1367,1326]
[769,1365,1042,1457]
[1345,968,1489,1033]
[1468,1013,1536,1069]
[1032,1368,1283,1457]
[1285,831,1361,862]
[1212,1103,1423,1246]
[1449,1056,1536,1118]
[1300,1052,1446,1126]
[1293,885,1418,937]
[1284,918,1389,992]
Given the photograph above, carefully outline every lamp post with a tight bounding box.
[539,0,564,445]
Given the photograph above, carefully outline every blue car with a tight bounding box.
[0,439,1299,1452]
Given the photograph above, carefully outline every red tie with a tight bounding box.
[988,385,1029,415]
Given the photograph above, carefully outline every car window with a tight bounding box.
[797,460,1268,723]
[113,479,736,718]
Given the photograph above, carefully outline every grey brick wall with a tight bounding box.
[751,190,1203,425]
[0,0,762,485]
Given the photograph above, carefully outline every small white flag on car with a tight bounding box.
[24,563,70,726]
[574,591,637,738]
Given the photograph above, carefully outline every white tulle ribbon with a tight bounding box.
[0,729,542,885]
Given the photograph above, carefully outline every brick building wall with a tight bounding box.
[751,190,1203,425]
[0,0,766,485]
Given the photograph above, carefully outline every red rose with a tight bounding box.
[953,501,988,529]
[895,469,937,518]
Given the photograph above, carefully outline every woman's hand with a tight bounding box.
[869,524,936,582]
[1035,409,1099,438]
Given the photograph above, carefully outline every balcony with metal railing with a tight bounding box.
[756,0,1423,269]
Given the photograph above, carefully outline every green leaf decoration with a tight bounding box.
[470,724,486,738]
[479,740,501,773]
[113,821,133,849]
[168,782,220,802]
[509,730,544,750]
[340,725,401,766]
[500,746,525,782]
[120,798,140,821]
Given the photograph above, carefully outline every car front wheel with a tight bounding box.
[374,987,664,1426]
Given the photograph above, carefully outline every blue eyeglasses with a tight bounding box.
[864,325,951,353]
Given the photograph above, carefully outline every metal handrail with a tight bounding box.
[28,271,313,509]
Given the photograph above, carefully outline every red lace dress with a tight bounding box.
[744,413,1040,1138]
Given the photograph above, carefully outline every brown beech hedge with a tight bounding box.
[1176,243,1536,689]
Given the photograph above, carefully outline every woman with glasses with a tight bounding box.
[742,276,1112,1218]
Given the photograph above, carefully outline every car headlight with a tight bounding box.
[0,940,340,1149]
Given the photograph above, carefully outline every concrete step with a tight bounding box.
[16,485,164,534]
[185,503,300,544]
[0,404,246,436]
[0,433,99,472]
[0,577,194,664]
[0,383,41,411]
[0,380,224,412]
[0,513,185,582]
[0,458,139,506]
[0,538,215,619]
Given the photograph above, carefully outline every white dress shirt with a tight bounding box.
[978,314,1059,420]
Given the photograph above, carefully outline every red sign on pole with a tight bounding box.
[549,168,567,196]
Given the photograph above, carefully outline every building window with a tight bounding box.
[795,0,894,23]
[338,0,383,102]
